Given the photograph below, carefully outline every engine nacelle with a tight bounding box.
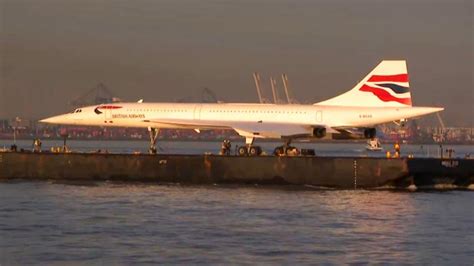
[313,127,326,138]
[364,128,377,139]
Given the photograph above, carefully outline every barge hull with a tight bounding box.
[0,153,472,189]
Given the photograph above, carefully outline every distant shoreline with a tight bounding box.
[0,137,472,145]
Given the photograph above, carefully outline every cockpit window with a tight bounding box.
[72,109,82,113]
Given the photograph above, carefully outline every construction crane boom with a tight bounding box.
[270,77,280,104]
[253,73,264,104]
[281,74,291,104]
[70,83,120,108]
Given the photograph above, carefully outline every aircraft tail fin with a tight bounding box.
[315,60,412,107]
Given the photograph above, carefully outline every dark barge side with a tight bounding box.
[0,152,472,189]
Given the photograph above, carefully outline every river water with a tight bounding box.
[1,139,473,158]
[0,141,473,264]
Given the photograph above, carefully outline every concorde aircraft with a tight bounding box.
[40,60,443,155]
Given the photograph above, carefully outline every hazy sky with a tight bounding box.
[1,0,473,126]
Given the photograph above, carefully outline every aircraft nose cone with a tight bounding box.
[39,117,53,124]
[39,115,61,124]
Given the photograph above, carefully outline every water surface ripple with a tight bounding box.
[0,182,472,264]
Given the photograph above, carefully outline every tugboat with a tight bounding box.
[366,138,383,151]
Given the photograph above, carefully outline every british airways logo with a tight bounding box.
[359,74,412,105]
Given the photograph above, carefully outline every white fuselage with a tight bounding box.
[39,60,445,141]
[41,102,442,138]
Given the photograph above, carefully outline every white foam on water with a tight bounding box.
[433,183,458,190]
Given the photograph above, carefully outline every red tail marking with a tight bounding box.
[368,74,409,83]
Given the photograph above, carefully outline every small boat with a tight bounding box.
[366,138,383,151]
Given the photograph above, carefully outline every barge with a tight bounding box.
[0,152,472,189]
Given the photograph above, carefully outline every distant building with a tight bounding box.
[0,119,9,130]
